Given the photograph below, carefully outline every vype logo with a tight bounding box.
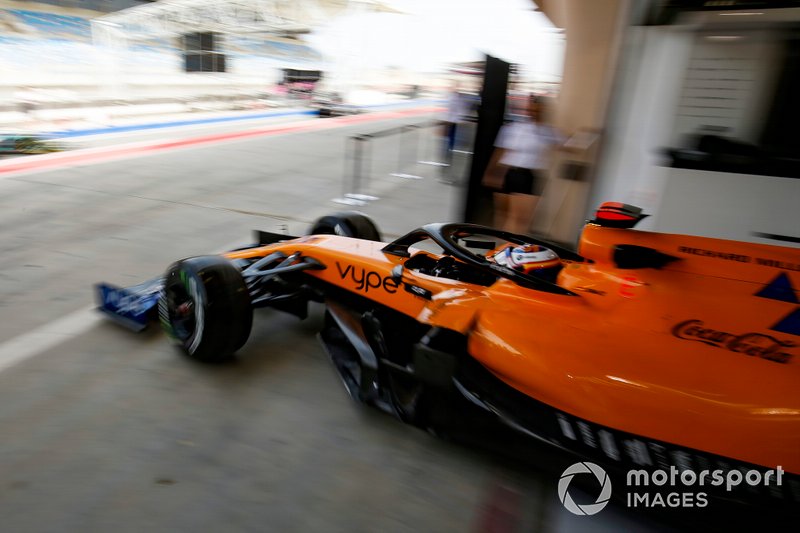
[335,262,399,294]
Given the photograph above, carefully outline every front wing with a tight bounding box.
[95,278,163,332]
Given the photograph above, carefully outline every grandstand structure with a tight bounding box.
[0,0,396,123]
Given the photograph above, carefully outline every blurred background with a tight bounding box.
[2,0,798,247]
[0,1,798,532]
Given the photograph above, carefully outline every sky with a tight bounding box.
[306,0,564,81]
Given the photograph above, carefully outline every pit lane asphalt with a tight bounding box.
[0,111,676,532]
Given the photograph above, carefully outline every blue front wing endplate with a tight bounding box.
[95,278,163,332]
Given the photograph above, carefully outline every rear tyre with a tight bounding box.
[159,256,253,363]
[309,212,381,241]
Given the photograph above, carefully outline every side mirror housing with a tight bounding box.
[613,245,679,269]
[390,264,405,283]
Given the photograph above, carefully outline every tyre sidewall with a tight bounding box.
[161,256,252,362]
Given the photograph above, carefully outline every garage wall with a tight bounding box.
[671,31,782,145]
[653,169,800,247]
[587,25,694,230]
[590,19,799,246]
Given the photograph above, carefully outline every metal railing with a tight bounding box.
[332,120,448,206]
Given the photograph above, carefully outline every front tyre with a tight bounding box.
[159,256,253,363]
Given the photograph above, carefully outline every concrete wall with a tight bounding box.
[532,0,630,244]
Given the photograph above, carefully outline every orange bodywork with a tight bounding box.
[225,225,800,474]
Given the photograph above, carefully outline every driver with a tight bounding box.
[488,243,561,281]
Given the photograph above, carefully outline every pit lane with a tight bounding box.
[0,111,677,532]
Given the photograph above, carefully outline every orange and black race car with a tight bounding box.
[97,202,800,514]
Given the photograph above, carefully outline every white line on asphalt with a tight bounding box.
[0,233,298,375]
[0,150,422,376]
[0,306,101,374]
[0,219,307,375]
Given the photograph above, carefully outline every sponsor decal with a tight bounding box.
[755,257,800,272]
[671,319,795,363]
[756,273,800,336]
[756,272,799,304]
[676,246,800,272]
[97,279,161,330]
[404,283,432,300]
[772,308,800,338]
[102,287,153,316]
[335,261,399,294]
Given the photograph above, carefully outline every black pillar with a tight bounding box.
[462,55,510,224]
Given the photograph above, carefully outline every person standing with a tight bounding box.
[482,94,565,234]
[442,83,468,163]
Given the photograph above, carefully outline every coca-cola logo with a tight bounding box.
[672,319,795,364]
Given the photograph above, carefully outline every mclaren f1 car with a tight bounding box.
[96,202,800,509]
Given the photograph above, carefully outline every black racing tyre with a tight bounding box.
[159,255,253,363]
[309,211,381,241]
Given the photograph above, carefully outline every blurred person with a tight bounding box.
[482,94,565,234]
[442,82,469,163]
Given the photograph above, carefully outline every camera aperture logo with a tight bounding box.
[557,462,785,515]
[558,462,612,515]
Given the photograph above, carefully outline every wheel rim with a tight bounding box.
[166,273,205,352]
[166,286,195,341]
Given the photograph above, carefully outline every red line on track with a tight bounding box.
[0,106,441,178]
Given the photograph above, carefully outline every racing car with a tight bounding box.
[96,202,800,509]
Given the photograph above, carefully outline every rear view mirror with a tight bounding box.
[390,264,405,283]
